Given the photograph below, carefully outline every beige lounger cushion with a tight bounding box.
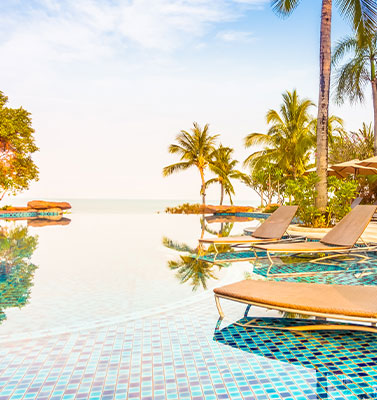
[214,280,377,318]
[321,204,376,247]
[254,241,348,252]
[254,205,377,252]
[250,205,298,239]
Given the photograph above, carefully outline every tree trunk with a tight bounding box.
[277,181,281,205]
[372,80,377,155]
[371,59,377,155]
[260,188,264,208]
[0,190,7,201]
[220,182,224,205]
[199,168,206,206]
[268,174,272,205]
[315,0,332,211]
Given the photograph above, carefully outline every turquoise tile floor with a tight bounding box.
[0,294,377,399]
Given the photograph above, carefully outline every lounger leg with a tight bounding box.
[215,295,224,319]
[244,304,251,317]
[266,251,274,276]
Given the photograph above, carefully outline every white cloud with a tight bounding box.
[0,0,265,57]
[217,30,256,43]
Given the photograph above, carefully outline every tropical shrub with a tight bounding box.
[285,174,358,227]
[263,204,279,213]
[165,203,202,214]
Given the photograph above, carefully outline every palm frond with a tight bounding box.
[271,0,301,17]
[244,132,273,148]
[162,237,196,253]
[162,162,191,176]
[332,35,358,66]
[336,0,377,39]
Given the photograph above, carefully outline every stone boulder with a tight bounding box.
[27,200,72,210]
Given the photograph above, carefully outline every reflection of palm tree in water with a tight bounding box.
[0,226,38,323]
[163,220,234,291]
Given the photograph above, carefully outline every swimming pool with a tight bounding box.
[1,205,377,399]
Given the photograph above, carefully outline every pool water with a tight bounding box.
[1,207,377,399]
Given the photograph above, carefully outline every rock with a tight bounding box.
[28,217,71,227]
[27,200,72,210]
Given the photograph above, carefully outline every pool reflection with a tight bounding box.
[0,226,38,324]
[163,219,235,290]
[214,317,377,399]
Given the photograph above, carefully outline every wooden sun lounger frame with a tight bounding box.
[260,240,377,277]
[253,205,377,276]
[214,293,377,333]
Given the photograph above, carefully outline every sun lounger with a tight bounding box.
[350,196,363,209]
[253,205,377,269]
[214,279,377,333]
[199,206,299,248]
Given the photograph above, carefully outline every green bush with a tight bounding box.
[263,204,280,213]
[285,173,358,227]
[165,203,202,214]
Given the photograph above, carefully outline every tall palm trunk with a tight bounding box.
[219,182,224,205]
[371,57,377,155]
[315,0,332,211]
[372,81,377,155]
[199,168,206,206]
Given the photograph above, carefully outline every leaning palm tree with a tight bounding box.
[244,89,315,179]
[272,0,377,210]
[332,31,377,154]
[163,122,218,205]
[206,145,251,205]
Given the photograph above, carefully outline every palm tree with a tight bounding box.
[272,0,377,210]
[329,122,374,163]
[332,32,377,154]
[163,122,218,205]
[206,145,251,205]
[244,90,315,179]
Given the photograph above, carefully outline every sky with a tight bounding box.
[0,0,374,203]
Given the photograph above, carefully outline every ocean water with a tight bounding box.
[4,198,260,214]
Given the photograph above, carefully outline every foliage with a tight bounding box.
[329,122,374,163]
[206,145,251,205]
[167,256,218,291]
[244,89,315,179]
[285,173,358,227]
[0,225,38,265]
[0,226,38,323]
[263,204,280,213]
[162,235,224,291]
[332,32,377,105]
[163,122,218,204]
[0,91,39,201]
[271,0,377,210]
[272,0,377,44]
[165,203,202,214]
